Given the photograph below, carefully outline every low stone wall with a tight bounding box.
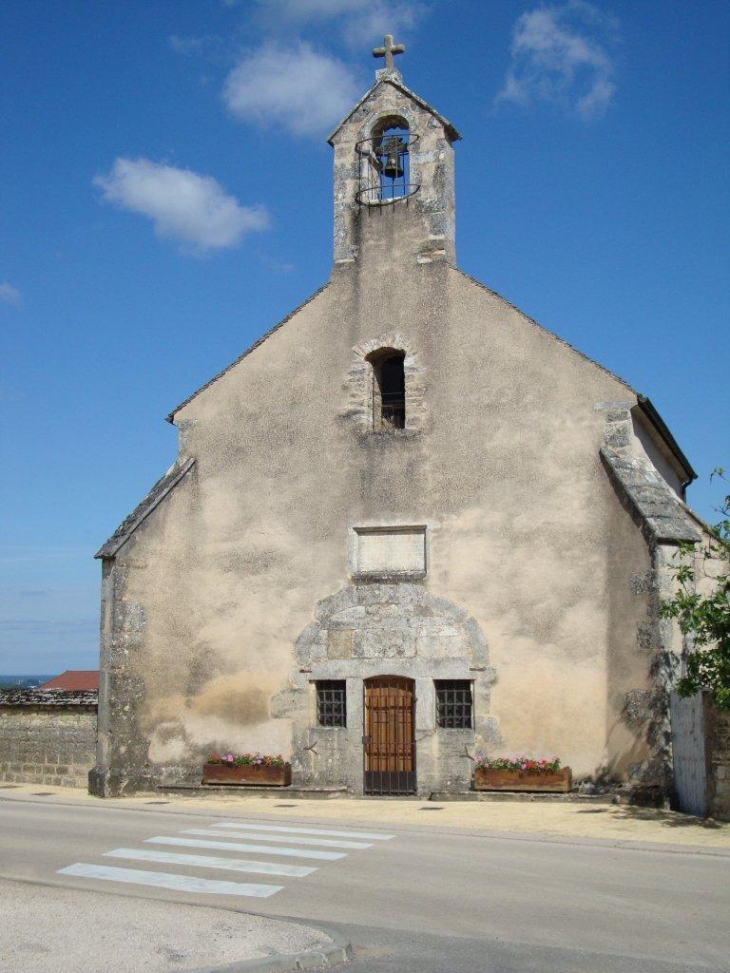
[0,689,97,788]
[709,707,730,821]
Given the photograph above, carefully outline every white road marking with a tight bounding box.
[103,847,316,877]
[55,820,392,903]
[212,822,396,841]
[57,863,281,897]
[145,835,346,861]
[182,827,371,850]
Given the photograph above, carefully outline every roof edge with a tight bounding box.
[327,75,461,145]
[635,395,697,485]
[166,283,330,423]
[95,457,196,559]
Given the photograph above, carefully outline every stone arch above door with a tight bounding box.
[293,583,494,676]
[273,583,500,794]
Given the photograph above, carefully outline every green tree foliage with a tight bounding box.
[660,470,730,710]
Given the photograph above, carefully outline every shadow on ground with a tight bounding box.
[575,805,726,829]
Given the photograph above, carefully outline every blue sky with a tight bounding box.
[1,0,728,674]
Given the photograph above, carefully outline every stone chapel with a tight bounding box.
[91,39,705,798]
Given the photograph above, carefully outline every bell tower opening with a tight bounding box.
[357,118,419,205]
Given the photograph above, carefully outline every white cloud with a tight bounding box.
[223,42,360,137]
[0,282,21,307]
[254,0,424,46]
[496,1,617,121]
[94,158,269,252]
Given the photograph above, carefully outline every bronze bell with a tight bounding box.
[380,137,405,179]
[383,148,404,179]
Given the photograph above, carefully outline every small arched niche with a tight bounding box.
[357,115,419,205]
[367,348,406,430]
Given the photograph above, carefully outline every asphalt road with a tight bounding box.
[1,793,728,973]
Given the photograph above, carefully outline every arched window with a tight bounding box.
[367,349,406,430]
[373,122,410,201]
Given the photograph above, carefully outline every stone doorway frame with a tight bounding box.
[277,583,500,796]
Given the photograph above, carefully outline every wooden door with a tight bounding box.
[363,676,416,795]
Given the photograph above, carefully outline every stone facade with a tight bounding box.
[281,583,497,795]
[91,58,708,799]
[0,690,98,788]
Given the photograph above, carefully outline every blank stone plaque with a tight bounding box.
[354,527,426,575]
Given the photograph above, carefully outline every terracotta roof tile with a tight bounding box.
[39,670,99,691]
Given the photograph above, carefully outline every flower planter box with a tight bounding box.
[202,763,292,787]
[474,767,572,793]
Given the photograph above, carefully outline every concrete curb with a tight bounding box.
[187,927,353,973]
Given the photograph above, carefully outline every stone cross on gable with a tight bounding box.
[373,34,405,73]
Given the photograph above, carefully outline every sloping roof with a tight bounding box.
[39,670,99,691]
[166,283,330,423]
[95,457,195,559]
[327,74,461,145]
[600,447,702,543]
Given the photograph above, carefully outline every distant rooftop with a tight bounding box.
[39,670,99,692]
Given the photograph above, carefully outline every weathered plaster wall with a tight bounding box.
[0,692,97,788]
[600,471,657,784]
[95,246,662,793]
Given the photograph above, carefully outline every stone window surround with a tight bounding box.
[341,333,426,436]
[348,524,427,581]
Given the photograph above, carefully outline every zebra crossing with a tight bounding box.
[57,819,395,899]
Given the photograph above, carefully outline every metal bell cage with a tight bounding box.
[355,131,420,206]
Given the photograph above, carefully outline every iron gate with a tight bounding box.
[363,676,416,795]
